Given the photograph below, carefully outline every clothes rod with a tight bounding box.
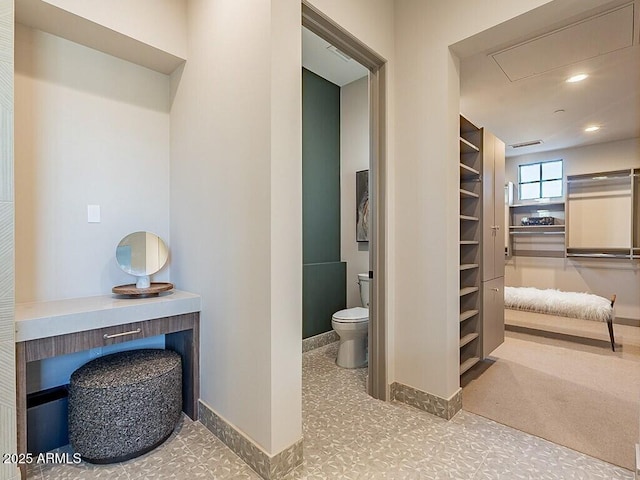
[566,253,631,258]
[510,231,565,236]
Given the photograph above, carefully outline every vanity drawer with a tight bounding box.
[19,313,198,362]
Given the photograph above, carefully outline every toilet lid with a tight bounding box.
[332,307,368,323]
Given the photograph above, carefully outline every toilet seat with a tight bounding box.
[332,307,368,323]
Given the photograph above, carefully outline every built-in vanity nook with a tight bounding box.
[15,291,200,479]
[8,3,194,477]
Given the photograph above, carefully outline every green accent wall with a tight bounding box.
[302,68,346,338]
[303,262,346,338]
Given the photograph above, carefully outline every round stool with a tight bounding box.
[68,349,182,463]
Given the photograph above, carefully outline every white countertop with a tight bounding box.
[15,290,201,342]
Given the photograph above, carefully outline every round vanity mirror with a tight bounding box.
[112,231,173,296]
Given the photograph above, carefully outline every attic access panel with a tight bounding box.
[492,4,634,82]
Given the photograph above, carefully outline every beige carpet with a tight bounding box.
[462,330,640,471]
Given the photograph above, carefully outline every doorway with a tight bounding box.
[301,1,389,400]
[452,0,640,470]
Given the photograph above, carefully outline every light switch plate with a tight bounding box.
[88,204,101,223]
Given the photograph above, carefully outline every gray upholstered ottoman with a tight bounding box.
[68,349,182,463]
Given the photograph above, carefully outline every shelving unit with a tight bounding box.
[459,357,480,376]
[459,332,479,348]
[566,169,636,259]
[458,115,506,378]
[459,115,482,376]
[506,169,640,260]
[507,201,565,257]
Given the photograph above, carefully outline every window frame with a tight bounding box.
[518,159,563,200]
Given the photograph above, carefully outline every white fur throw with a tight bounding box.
[504,286,613,322]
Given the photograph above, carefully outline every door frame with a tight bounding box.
[302,2,389,400]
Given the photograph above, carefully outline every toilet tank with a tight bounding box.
[357,273,370,308]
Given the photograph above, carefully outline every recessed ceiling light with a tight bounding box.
[584,125,600,132]
[566,73,588,83]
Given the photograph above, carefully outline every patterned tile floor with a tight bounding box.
[30,342,633,479]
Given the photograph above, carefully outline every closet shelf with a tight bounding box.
[567,169,632,184]
[460,163,480,177]
[460,286,479,297]
[566,252,631,259]
[510,231,565,236]
[460,188,479,198]
[459,333,479,348]
[460,309,479,322]
[460,137,480,154]
[460,263,479,271]
[460,115,479,134]
[460,240,479,246]
[460,356,480,375]
[512,250,565,258]
[509,201,564,209]
[460,215,479,222]
[509,225,564,230]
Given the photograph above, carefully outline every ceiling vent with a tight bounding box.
[510,140,543,149]
[326,45,351,62]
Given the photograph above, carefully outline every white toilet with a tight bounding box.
[331,273,370,368]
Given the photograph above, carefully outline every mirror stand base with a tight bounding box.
[112,282,174,298]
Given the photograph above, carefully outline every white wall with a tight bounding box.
[0,0,16,477]
[40,0,187,59]
[506,137,640,179]
[13,24,171,394]
[14,24,171,303]
[341,75,369,307]
[393,0,573,401]
[505,138,640,320]
[169,0,301,455]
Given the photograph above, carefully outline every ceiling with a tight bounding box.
[458,1,640,158]
[302,26,368,87]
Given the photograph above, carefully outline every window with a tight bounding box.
[519,160,563,200]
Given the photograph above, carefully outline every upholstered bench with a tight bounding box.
[68,349,182,463]
[504,286,617,351]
